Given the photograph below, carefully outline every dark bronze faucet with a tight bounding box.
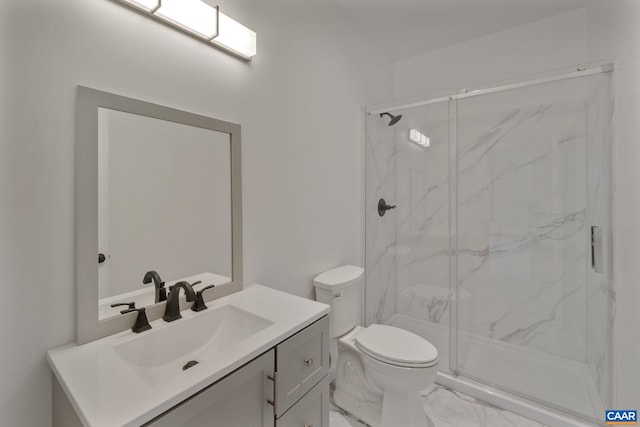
[143,270,166,303]
[192,284,216,312]
[163,281,196,322]
[111,302,151,333]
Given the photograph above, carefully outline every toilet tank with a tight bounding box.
[313,265,364,337]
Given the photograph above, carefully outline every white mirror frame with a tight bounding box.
[75,86,243,344]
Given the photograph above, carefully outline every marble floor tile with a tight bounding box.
[329,385,547,427]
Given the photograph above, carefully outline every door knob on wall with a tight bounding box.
[378,198,397,217]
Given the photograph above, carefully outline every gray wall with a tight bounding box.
[0,1,394,425]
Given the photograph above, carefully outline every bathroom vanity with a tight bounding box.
[48,284,330,427]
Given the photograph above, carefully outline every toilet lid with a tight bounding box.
[355,324,438,367]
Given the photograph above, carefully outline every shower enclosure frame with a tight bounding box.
[364,62,614,427]
[368,64,612,115]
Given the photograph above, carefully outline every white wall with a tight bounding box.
[0,1,393,425]
[394,1,640,411]
[395,9,587,101]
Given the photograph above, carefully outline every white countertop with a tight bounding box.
[47,284,330,427]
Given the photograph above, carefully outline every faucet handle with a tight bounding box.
[120,307,152,333]
[111,302,135,309]
[191,284,216,312]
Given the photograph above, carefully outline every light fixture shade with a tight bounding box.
[212,12,257,59]
[154,0,219,39]
[119,0,159,12]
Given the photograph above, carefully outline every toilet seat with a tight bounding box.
[355,324,438,368]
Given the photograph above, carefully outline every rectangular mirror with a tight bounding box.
[97,108,233,319]
[76,87,242,344]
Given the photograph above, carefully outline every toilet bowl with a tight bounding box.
[314,266,438,427]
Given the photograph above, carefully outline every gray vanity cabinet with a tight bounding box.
[149,316,330,427]
[146,350,275,427]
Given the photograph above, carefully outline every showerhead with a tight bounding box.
[380,112,402,126]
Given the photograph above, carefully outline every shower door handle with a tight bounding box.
[591,226,603,273]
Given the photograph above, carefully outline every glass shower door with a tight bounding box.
[452,72,612,422]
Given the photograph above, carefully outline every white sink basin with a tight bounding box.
[114,305,273,383]
[47,284,330,427]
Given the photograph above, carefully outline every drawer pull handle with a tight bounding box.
[304,425,314,427]
[267,372,277,412]
[304,358,314,367]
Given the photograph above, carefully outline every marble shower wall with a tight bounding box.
[455,79,591,362]
[365,114,397,325]
[394,103,452,324]
[366,101,452,326]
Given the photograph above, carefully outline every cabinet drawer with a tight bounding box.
[275,316,329,417]
[276,377,329,427]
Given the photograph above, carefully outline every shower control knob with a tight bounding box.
[378,198,397,217]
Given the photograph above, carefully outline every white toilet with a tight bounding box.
[314,265,438,427]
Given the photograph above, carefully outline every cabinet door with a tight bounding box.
[146,350,275,427]
[275,316,329,417]
[276,377,329,427]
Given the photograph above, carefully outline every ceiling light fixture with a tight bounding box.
[114,0,257,60]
